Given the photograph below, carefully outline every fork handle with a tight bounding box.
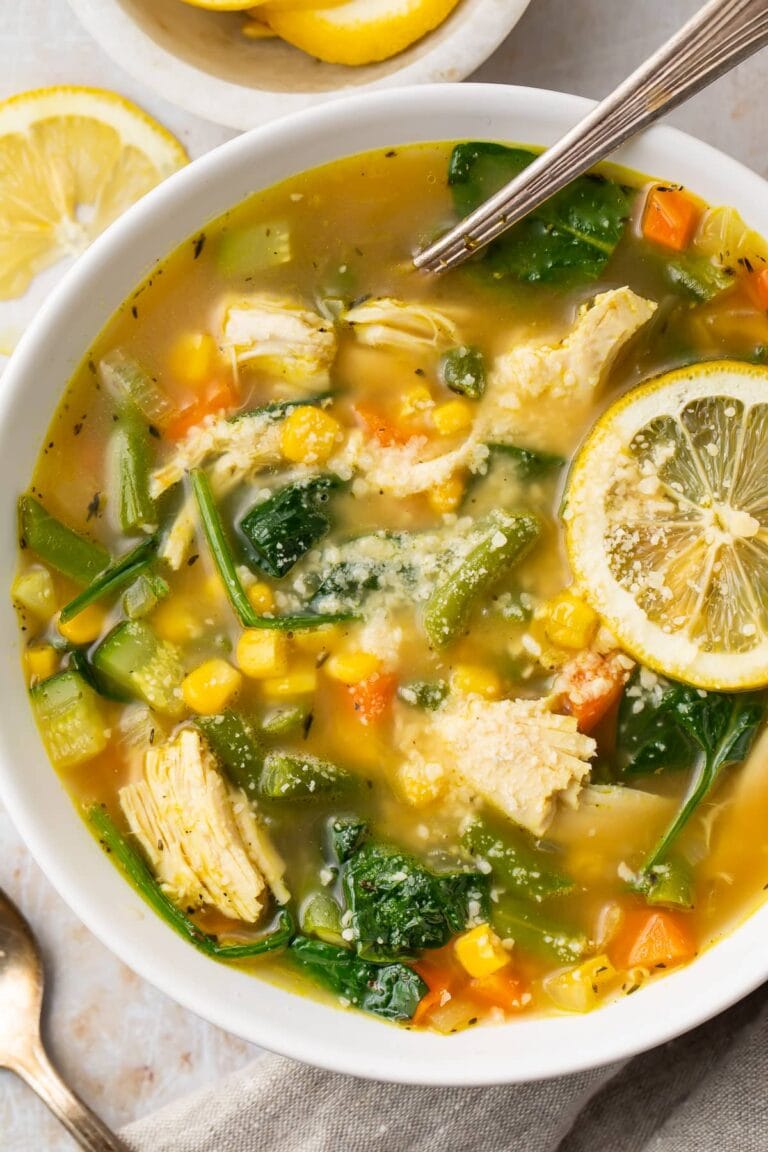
[13,1040,129,1152]
[414,0,768,271]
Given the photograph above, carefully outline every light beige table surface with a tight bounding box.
[1,1,766,1148]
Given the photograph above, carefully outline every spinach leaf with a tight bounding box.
[448,142,633,285]
[240,477,340,579]
[289,937,426,1021]
[616,668,698,776]
[329,817,368,863]
[343,841,489,960]
[635,680,764,895]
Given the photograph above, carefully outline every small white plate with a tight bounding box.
[66,0,532,130]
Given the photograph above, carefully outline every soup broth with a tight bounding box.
[14,142,768,1030]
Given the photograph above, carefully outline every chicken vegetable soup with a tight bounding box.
[14,142,768,1030]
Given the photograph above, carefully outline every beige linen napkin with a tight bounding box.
[121,985,767,1152]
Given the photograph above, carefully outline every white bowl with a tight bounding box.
[3,84,768,1085]
[66,0,531,131]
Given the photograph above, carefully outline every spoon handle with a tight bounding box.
[414,0,768,271]
[14,1040,129,1152]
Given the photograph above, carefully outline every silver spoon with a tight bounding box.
[0,887,128,1151]
[414,0,768,273]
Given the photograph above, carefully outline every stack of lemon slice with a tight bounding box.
[180,0,462,65]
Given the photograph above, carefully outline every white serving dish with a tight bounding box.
[2,84,768,1085]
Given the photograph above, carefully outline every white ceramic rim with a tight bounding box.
[65,0,531,131]
[2,84,768,1086]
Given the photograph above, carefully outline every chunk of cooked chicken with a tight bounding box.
[398,696,596,836]
[120,728,288,921]
[342,297,459,350]
[221,294,336,390]
[478,287,657,453]
[353,434,488,498]
[150,409,284,500]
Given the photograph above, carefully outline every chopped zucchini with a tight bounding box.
[196,711,265,793]
[92,620,185,717]
[123,572,169,620]
[30,670,107,769]
[260,751,352,799]
[12,566,56,620]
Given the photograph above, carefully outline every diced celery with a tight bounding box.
[217,222,291,277]
[543,954,617,1013]
[12,566,56,621]
[92,620,185,717]
[123,572,169,619]
[99,351,177,428]
[30,670,107,769]
[300,891,344,946]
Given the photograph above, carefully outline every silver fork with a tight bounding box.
[414,0,768,274]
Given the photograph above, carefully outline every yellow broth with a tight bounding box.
[14,142,768,1030]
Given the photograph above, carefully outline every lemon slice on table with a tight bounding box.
[565,361,768,690]
[259,0,462,66]
[0,87,187,303]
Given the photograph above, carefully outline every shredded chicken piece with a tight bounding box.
[353,434,488,498]
[342,297,460,350]
[120,729,288,921]
[221,294,336,390]
[398,696,596,836]
[150,410,283,499]
[479,287,657,453]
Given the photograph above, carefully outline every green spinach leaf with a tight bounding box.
[448,142,633,285]
[289,937,426,1020]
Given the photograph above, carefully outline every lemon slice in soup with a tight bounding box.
[565,361,768,690]
[259,0,462,66]
[0,87,187,301]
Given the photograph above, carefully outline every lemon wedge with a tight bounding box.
[0,87,187,301]
[259,0,462,65]
[565,361,768,690]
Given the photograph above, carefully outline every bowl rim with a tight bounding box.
[65,0,532,131]
[3,82,768,1086]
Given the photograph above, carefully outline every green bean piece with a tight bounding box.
[19,495,109,586]
[260,752,353,800]
[441,346,486,399]
[461,816,573,902]
[486,444,566,478]
[492,897,587,964]
[108,404,157,533]
[190,469,352,631]
[396,680,449,710]
[423,510,540,647]
[59,535,158,625]
[196,711,265,794]
[642,858,695,910]
[260,706,309,737]
[89,804,294,959]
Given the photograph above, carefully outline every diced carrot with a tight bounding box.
[610,909,696,970]
[642,187,701,251]
[468,970,528,1013]
[411,956,457,1025]
[347,672,397,726]
[354,404,414,447]
[747,267,768,311]
[164,378,239,441]
[556,651,630,733]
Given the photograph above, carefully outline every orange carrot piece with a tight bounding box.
[642,187,701,252]
[354,404,414,447]
[557,651,630,734]
[747,267,768,311]
[611,909,696,970]
[468,970,528,1013]
[165,379,239,441]
[348,672,397,726]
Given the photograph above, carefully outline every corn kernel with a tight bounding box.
[399,384,434,420]
[280,405,341,464]
[152,597,203,643]
[261,666,318,699]
[293,624,341,655]
[543,954,617,1014]
[454,923,511,978]
[543,591,598,650]
[451,663,502,700]
[204,574,227,604]
[246,582,276,614]
[58,602,107,646]
[236,630,289,679]
[396,759,445,807]
[181,659,242,715]
[324,650,381,686]
[428,474,464,514]
[25,645,58,681]
[432,398,474,437]
[167,332,217,388]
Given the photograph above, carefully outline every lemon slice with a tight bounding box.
[0,87,187,301]
[178,0,255,9]
[259,0,462,65]
[565,361,768,690]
